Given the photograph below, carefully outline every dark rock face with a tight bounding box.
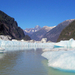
[43,19,75,42]
[0,10,31,40]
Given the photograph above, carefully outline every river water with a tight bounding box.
[0,48,75,75]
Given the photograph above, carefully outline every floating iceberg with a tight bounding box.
[55,38,75,48]
[42,50,75,71]
[42,38,75,71]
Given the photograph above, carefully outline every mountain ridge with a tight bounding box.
[43,19,75,42]
[30,26,55,40]
[57,20,75,41]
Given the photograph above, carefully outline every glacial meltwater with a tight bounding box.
[0,47,75,75]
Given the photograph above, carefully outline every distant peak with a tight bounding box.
[43,26,56,28]
[65,19,75,21]
[34,25,41,29]
[36,25,39,27]
[35,25,40,27]
[43,26,48,28]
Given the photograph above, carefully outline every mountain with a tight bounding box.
[24,25,41,36]
[0,10,31,40]
[57,20,75,42]
[43,19,75,42]
[30,26,55,41]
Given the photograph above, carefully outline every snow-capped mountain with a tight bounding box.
[24,25,41,35]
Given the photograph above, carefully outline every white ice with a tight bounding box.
[55,38,75,48]
[41,38,75,71]
[42,50,75,71]
[0,38,75,49]
[0,39,54,51]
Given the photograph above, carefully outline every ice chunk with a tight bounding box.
[55,38,75,48]
[42,50,75,71]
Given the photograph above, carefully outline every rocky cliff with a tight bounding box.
[0,10,31,40]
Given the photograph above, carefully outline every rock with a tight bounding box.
[0,10,31,40]
[0,35,12,40]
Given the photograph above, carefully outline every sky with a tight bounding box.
[0,0,75,29]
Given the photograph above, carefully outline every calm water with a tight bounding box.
[0,48,75,75]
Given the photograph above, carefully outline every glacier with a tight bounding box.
[0,38,75,49]
[0,39,54,51]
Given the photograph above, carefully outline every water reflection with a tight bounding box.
[0,51,23,75]
[0,53,5,59]
[0,49,47,75]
